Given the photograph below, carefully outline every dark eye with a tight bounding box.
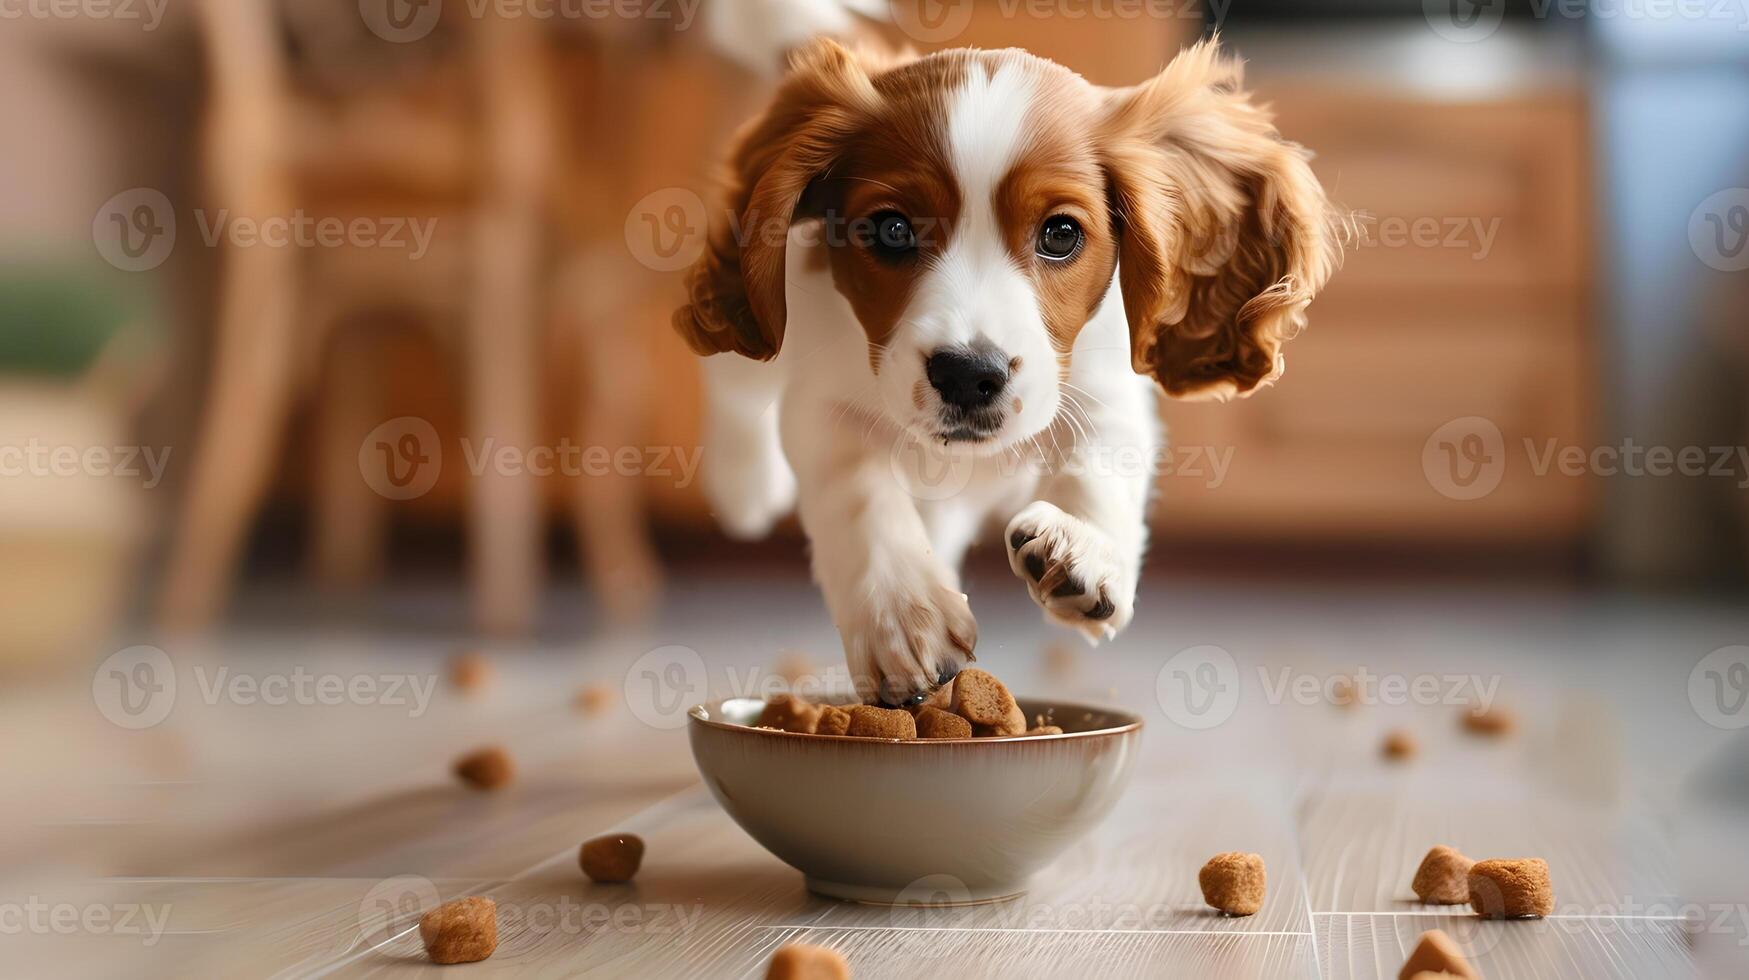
[1037,215,1083,261]
[864,211,916,257]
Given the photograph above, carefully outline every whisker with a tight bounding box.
[1061,380,1110,411]
[1055,391,1087,440]
[837,175,903,195]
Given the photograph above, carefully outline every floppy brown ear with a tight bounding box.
[1099,38,1342,401]
[672,39,880,359]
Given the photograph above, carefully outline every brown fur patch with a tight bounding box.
[1096,39,1342,400]
[816,54,969,361]
[993,122,1118,354]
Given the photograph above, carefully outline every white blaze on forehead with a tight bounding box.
[945,56,1037,210]
[918,55,1042,346]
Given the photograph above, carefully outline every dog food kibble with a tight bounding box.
[916,705,973,739]
[453,746,513,790]
[816,704,852,736]
[1469,857,1553,918]
[758,694,825,734]
[1397,929,1477,980]
[419,896,498,964]
[951,668,1021,729]
[1199,852,1266,916]
[449,652,492,693]
[1461,705,1515,736]
[580,833,645,883]
[766,942,851,980]
[917,680,955,712]
[974,701,1027,737]
[1412,846,1475,905]
[747,667,1063,739]
[846,704,917,739]
[1330,676,1357,708]
[574,683,613,714]
[1382,729,1418,761]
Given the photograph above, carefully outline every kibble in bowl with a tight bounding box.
[688,685,1142,905]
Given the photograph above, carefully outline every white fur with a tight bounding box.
[876,58,1060,453]
[701,0,871,77]
[701,69,1160,703]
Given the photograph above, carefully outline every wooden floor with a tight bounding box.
[5,570,1748,978]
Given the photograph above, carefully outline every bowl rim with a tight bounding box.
[687,696,1144,744]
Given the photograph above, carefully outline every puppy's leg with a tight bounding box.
[785,409,977,705]
[1005,380,1157,642]
[700,352,796,539]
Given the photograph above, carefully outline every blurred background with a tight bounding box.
[3,0,1749,975]
[5,0,1749,657]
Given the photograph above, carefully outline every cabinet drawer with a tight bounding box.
[1155,291,1592,542]
[1264,89,1590,290]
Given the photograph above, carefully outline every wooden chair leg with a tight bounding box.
[464,15,552,636]
[157,230,300,631]
[567,262,663,624]
[309,326,387,589]
[465,206,543,635]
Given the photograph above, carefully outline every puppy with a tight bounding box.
[674,39,1340,705]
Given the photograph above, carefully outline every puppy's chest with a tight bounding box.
[887,440,1058,512]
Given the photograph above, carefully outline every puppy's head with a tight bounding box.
[674,38,1341,449]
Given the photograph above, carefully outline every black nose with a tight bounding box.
[926,347,1009,411]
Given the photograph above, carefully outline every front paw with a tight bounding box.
[841,575,977,706]
[1005,501,1134,641]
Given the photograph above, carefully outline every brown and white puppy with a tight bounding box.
[675,38,1340,705]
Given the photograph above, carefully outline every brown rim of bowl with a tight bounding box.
[686,697,1144,744]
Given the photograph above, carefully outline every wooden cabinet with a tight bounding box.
[1156,84,1595,545]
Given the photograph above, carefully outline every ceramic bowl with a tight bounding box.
[688,697,1142,904]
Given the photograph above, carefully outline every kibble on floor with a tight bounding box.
[580,833,645,883]
[1412,845,1474,905]
[1397,928,1477,980]
[1198,852,1266,916]
[419,896,497,965]
[1469,857,1554,918]
[1461,704,1515,736]
[766,942,850,980]
[452,746,513,791]
[1382,729,1418,761]
[448,652,492,694]
[574,683,614,714]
